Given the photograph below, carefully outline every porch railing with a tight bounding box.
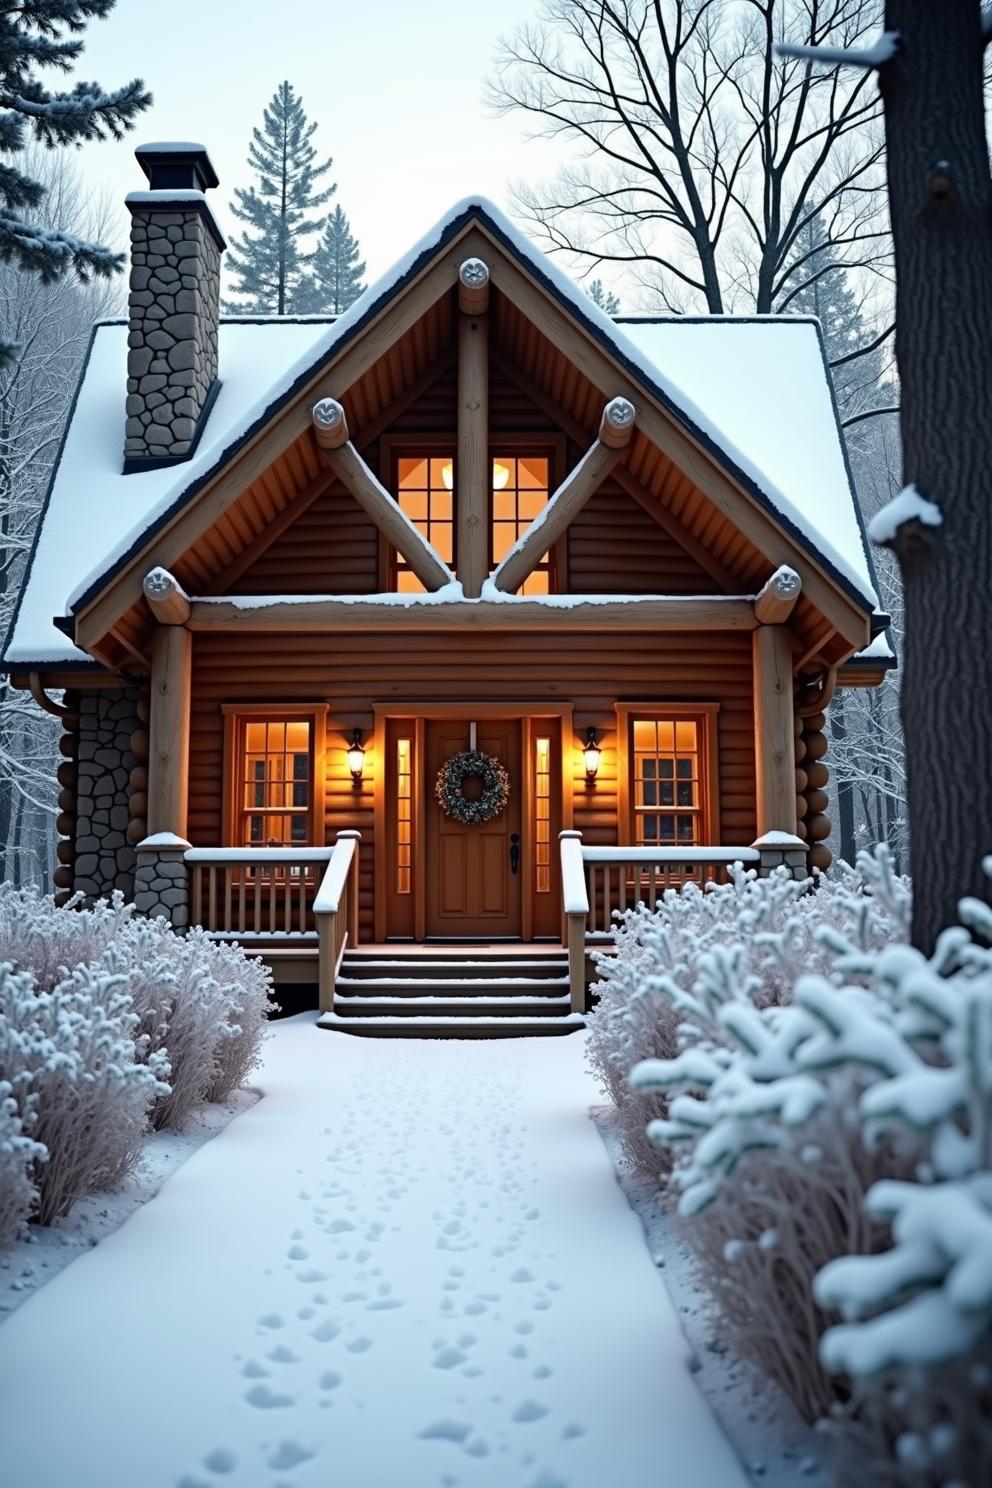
[559,831,762,1013]
[185,846,334,938]
[313,831,361,1015]
[184,833,361,1016]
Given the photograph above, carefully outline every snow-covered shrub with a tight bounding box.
[0,883,131,989]
[0,1075,45,1247]
[586,855,906,1177]
[98,920,275,1127]
[0,961,170,1225]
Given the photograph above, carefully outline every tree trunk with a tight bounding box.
[881,1,992,950]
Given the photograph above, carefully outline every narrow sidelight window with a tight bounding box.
[534,735,552,892]
[396,736,413,894]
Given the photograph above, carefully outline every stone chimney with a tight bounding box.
[124,144,225,470]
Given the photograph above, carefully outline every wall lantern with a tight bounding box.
[582,727,602,782]
[346,729,366,783]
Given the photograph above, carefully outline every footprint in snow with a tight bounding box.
[268,1345,298,1365]
[319,1370,342,1390]
[512,1401,549,1424]
[257,1313,284,1330]
[268,1441,315,1471]
[433,1347,467,1370]
[287,1244,309,1261]
[310,1319,340,1343]
[326,1218,355,1234]
[562,1423,585,1439]
[418,1420,472,1444]
[367,1297,403,1311]
[244,1382,294,1409]
[533,1364,552,1379]
[297,1269,327,1283]
[346,1335,373,1353]
[203,1447,236,1474]
[241,1360,269,1378]
[510,1268,534,1284]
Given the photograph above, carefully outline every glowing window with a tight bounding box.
[394,455,454,593]
[396,737,412,895]
[492,455,551,594]
[240,719,312,847]
[534,736,552,893]
[632,719,700,846]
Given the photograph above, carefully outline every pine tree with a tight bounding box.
[588,278,620,315]
[0,2,149,365]
[298,204,366,314]
[224,82,335,316]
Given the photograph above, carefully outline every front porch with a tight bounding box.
[134,831,805,1035]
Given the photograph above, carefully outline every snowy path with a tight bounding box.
[0,1017,747,1488]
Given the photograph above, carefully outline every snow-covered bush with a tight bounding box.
[99,919,275,1128]
[0,961,169,1224]
[586,855,906,1177]
[0,887,276,1242]
[0,883,131,989]
[0,1075,45,1247]
[625,850,992,1479]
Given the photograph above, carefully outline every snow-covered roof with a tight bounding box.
[4,197,885,670]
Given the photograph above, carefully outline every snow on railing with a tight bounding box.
[313,832,361,1015]
[185,846,334,938]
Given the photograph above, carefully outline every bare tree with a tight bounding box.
[492,0,889,315]
[0,148,121,886]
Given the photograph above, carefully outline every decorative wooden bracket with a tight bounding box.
[143,567,191,625]
[491,398,636,595]
[754,565,802,624]
[311,400,455,592]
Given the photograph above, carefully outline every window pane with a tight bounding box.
[631,715,703,848]
[398,455,427,486]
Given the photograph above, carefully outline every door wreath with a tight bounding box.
[435,750,510,825]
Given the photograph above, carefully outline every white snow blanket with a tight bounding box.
[0,1018,746,1488]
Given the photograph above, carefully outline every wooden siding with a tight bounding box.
[189,630,756,940]
[227,482,380,596]
[567,482,722,594]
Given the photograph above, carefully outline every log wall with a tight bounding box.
[189,630,757,941]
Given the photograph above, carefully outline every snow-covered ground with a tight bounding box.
[0,1017,747,1488]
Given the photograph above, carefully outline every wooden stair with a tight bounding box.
[317,946,582,1038]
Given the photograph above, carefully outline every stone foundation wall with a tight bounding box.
[125,204,221,461]
[72,687,145,902]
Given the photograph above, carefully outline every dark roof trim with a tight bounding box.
[68,202,877,621]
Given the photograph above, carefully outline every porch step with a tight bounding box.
[318,1011,584,1039]
[322,947,580,1038]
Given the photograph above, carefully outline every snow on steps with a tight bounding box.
[321,947,582,1038]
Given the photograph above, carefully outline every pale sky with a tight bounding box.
[74,0,570,291]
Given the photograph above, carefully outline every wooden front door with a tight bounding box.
[425,719,523,938]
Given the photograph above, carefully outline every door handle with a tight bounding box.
[509,833,520,875]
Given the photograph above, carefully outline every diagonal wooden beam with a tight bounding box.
[491,399,635,595]
[311,400,454,592]
[490,349,742,594]
[143,567,191,625]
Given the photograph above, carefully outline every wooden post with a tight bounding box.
[567,914,586,1017]
[457,258,489,598]
[147,624,192,837]
[752,624,797,836]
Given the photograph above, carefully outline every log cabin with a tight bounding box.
[3,144,894,1035]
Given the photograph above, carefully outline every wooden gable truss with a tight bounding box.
[69,215,875,679]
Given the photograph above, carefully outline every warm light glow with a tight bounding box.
[583,727,602,781]
[492,459,511,490]
[440,460,454,491]
[346,729,366,783]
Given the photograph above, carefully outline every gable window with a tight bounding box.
[491,454,552,594]
[223,705,327,847]
[394,454,455,592]
[615,704,720,848]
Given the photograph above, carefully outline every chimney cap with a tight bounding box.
[135,142,219,193]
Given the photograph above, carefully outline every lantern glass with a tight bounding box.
[583,730,601,780]
[346,733,366,781]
